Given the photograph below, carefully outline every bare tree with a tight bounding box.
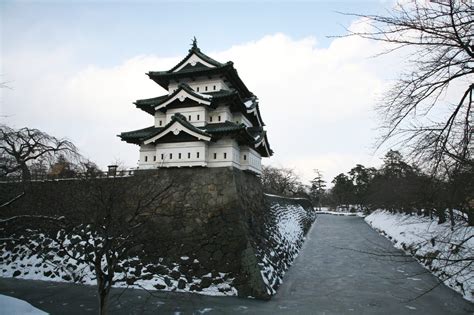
[0,125,78,180]
[341,0,473,171]
[1,174,173,315]
[261,166,304,196]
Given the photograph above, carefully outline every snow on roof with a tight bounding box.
[244,99,254,108]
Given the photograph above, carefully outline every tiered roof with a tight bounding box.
[119,40,273,157]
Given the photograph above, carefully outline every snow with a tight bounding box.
[315,209,365,217]
[365,210,474,302]
[0,294,47,315]
[194,91,213,99]
[256,196,316,295]
[0,233,237,297]
[243,100,254,108]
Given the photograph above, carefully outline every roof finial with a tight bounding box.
[191,36,198,50]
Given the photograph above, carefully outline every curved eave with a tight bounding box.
[244,103,265,127]
[254,132,273,157]
[118,126,162,145]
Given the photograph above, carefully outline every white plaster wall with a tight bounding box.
[208,106,233,123]
[166,106,207,127]
[207,138,241,169]
[139,144,158,169]
[240,146,262,174]
[154,112,167,127]
[139,142,208,168]
[139,141,262,174]
[168,77,229,94]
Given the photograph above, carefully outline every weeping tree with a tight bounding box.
[0,125,78,180]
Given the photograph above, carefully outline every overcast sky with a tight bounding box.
[1,0,407,184]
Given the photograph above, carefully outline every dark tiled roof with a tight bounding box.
[119,113,212,144]
[135,95,168,115]
[118,126,163,144]
[135,95,168,105]
[203,121,246,133]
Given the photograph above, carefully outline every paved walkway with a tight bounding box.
[1,215,473,314]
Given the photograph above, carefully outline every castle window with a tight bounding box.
[244,154,247,161]
[196,152,200,158]
[197,87,200,92]
[224,153,227,159]
[205,86,208,91]
[218,115,221,122]
[188,115,191,121]
[169,153,173,160]
[161,154,164,160]
[159,120,162,126]
[179,153,182,159]
[210,116,213,122]
[213,85,216,90]
[188,152,191,159]
[145,156,148,162]
[197,114,200,120]
[153,155,156,161]
[213,153,217,159]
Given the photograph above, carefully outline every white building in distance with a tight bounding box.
[119,39,272,174]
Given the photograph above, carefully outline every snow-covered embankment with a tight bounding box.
[365,210,473,302]
[257,194,316,295]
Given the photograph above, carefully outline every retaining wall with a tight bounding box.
[0,167,314,298]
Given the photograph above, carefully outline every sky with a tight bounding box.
[1,0,406,184]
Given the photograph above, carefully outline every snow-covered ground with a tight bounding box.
[0,233,236,297]
[365,210,474,302]
[0,294,47,314]
[315,208,365,217]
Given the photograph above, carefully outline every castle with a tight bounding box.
[119,39,272,174]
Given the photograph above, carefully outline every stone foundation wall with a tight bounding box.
[0,167,314,299]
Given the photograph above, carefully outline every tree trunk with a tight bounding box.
[99,287,110,315]
[437,208,446,224]
[21,164,31,181]
[467,208,474,227]
[448,208,455,229]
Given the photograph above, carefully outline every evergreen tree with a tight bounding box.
[310,169,326,210]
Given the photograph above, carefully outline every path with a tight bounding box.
[1,215,472,314]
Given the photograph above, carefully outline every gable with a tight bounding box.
[172,53,217,73]
[156,88,212,111]
[144,120,211,145]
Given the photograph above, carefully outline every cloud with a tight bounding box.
[1,22,401,183]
